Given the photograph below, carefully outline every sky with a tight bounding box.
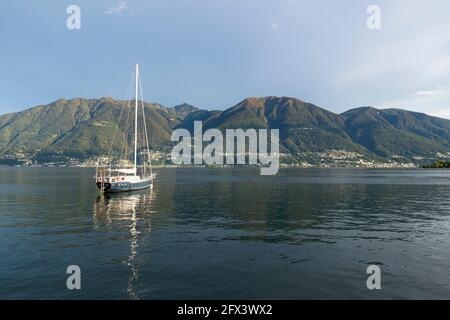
[1,0,450,118]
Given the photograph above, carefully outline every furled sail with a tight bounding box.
[116,168,137,174]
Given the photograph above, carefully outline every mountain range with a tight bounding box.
[0,96,449,164]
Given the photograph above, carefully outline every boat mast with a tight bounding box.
[139,76,152,178]
[134,63,139,175]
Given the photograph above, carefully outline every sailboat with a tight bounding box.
[95,64,155,193]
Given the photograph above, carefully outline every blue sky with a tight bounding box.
[1,0,450,118]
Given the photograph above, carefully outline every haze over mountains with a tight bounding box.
[0,96,449,163]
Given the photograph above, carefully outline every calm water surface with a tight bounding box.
[0,167,449,299]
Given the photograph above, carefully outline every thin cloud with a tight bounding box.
[106,1,129,15]
[413,86,447,96]
[270,21,281,30]
[376,86,450,119]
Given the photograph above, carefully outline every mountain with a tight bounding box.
[177,96,450,157]
[341,107,450,157]
[0,96,449,163]
[170,103,199,119]
[0,97,190,160]
[177,96,366,154]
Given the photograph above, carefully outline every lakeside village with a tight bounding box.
[1,149,449,169]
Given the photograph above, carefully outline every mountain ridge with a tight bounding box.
[0,96,449,164]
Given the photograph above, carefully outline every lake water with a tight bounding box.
[0,167,449,299]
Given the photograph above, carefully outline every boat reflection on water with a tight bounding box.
[93,189,155,299]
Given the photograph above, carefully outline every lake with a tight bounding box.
[0,167,449,299]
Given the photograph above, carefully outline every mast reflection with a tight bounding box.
[93,189,155,299]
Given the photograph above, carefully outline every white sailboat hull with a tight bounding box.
[97,177,152,193]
